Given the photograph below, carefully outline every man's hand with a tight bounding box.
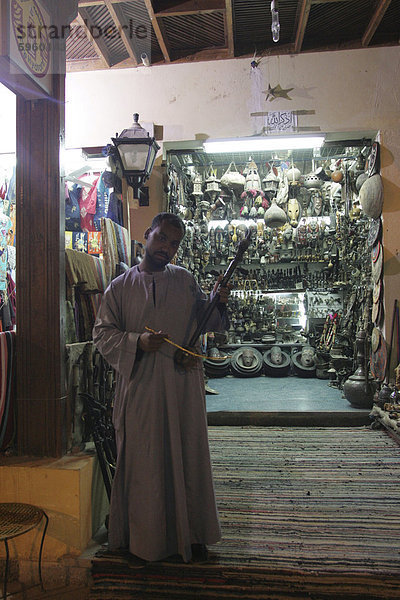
[138,330,168,352]
[213,275,231,305]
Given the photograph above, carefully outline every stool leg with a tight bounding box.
[38,512,49,590]
[3,539,9,600]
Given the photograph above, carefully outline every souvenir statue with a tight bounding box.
[263,345,291,377]
[292,346,316,377]
[330,182,343,211]
[276,173,288,206]
[230,346,263,377]
[296,218,308,247]
[287,197,300,227]
[282,223,294,250]
[307,220,319,247]
[311,189,323,216]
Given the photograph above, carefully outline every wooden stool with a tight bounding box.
[0,503,48,599]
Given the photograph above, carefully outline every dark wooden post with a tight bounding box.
[15,1,78,456]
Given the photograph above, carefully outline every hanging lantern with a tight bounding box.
[192,171,203,197]
[245,159,262,192]
[205,164,221,201]
[262,169,280,194]
[110,112,160,196]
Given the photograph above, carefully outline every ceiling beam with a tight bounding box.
[104,0,138,65]
[362,0,392,47]
[143,0,171,62]
[78,0,112,6]
[224,0,234,57]
[294,0,312,53]
[154,0,225,17]
[76,8,112,67]
[173,46,230,63]
[67,56,138,72]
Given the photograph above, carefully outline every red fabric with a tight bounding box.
[79,178,99,232]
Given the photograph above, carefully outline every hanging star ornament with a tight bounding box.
[264,84,294,101]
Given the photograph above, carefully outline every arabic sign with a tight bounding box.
[265,111,297,133]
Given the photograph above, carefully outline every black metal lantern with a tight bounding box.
[111,113,160,196]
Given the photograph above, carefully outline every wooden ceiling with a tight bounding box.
[66,0,399,72]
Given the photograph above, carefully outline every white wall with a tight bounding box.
[65,47,400,149]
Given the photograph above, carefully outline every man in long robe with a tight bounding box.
[93,212,230,564]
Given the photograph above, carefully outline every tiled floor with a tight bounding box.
[206,375,356,412]
[205,375,372,426]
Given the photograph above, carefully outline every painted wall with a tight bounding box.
[65,47,400,148]
[65,47,400,355]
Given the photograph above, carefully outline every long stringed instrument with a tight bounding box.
[174,229,252,369]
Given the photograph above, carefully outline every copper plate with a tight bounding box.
[368,218,382,247]
[373,280,382,304]
[371,327,381,353]
[371,240,381,263]
[372,247,383,283]
[372,299,382,325]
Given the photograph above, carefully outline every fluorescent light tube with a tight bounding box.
[203,136,325,153]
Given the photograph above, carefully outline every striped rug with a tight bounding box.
[90,426,400,599]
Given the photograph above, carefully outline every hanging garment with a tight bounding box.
[79,177,99,232]
[93,265,227,562]
[65,183,82,232]
[106,192,123,226]
[94,172,111,231]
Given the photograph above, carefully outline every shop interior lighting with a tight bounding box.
[203,135,326,154]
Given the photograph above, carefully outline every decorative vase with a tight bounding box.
[343,330,375,408]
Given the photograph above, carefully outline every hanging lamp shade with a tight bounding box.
[111,113,160,192]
